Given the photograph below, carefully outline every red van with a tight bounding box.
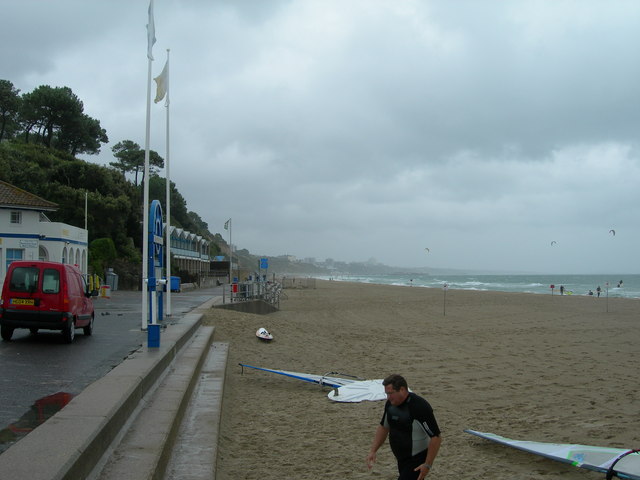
[0,261,96,343]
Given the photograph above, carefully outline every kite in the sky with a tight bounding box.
[610,229,616,236]
[425,247,430,253]
[551,241,557,246]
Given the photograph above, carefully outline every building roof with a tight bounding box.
[0,180,58,211]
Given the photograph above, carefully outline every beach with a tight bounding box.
[205,280,639,479]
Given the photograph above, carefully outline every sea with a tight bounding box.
[318,273,640,299]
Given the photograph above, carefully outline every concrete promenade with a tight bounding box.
[0,292,226,480]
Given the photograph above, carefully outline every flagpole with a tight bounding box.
[164,49,172,317]
[142,0,155,331]
[226,219,232,284]
[142,56,152,330]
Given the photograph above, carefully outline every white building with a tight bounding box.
[0,180,88,287]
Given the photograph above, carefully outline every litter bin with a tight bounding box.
[170,276,181,292]
[105,268,119,291]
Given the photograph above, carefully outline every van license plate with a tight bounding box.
[11,298,35,306]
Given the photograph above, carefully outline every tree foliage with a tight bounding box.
[88,237,117,275]
[0,142,141,258]
[149,174,188,227]
[0,80,21,142]
[111,140,164,186]
[0,142,218,260]
[0,79,220,268]
[0,80,108,155]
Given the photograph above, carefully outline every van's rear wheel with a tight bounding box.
[62,321,75,344]
[83,316,94,336]
[1,326,13,342]
[30,328,38,335]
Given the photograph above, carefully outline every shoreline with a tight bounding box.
[208,279,639,479]
[308,274,640,300]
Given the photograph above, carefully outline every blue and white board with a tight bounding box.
[238,363,387,402]
[239,363,353,388]
[465,429,640,480]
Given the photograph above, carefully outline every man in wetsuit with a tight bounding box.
[366,374,441,479]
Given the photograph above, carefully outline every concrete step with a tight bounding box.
[164,342,229,480]
[90,327,223,480]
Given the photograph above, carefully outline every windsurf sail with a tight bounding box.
[239,364,387,402]
[465,430,640,480]
[327,379,386,403]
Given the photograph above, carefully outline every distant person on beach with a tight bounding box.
[617,280,623,288]
[597,286,601,297]
[588,290,594,296]
[366,374,442,479]
[560,285,564,295]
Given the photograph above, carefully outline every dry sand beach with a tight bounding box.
[205,280,639,479]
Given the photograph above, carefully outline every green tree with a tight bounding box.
[187,211,210,237]
[0,80,21,142]
[57,113,108,156]
[19,85,107,155]
[148,174,194,230]
[21,85,82,147]
[89,237,117,276]
[110,140,164,186]
[0,142,57,191]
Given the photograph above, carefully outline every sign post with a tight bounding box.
[147,200,165,347]
[260,257,268,281]
[443,283,448,316]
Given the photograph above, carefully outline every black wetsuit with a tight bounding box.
[381,392,441,480]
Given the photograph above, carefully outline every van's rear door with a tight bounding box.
[38,267,63,323]
[5,265,42,322]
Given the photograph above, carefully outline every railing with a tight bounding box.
[223,281,283,308]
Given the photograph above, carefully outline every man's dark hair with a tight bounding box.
[382,374,408,391]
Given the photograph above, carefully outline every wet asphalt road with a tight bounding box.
[0,286,221,452]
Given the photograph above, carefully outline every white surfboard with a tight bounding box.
[256,327,273,341]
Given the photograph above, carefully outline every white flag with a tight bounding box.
[154,59,169,104]
[224,219,231,230]
[146,0,156,60]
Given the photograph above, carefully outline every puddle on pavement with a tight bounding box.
[0,391,74,453]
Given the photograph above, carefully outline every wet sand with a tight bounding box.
[205,279,639,479]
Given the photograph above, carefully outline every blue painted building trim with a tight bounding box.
[0,232,87,246]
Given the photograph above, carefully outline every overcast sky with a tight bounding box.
[3,0,639,274]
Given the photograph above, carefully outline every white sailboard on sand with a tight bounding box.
[238,363,387,402]
[255,327,273,341]
[465,429,640,480]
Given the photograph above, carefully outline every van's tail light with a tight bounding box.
[62,283,70,308]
